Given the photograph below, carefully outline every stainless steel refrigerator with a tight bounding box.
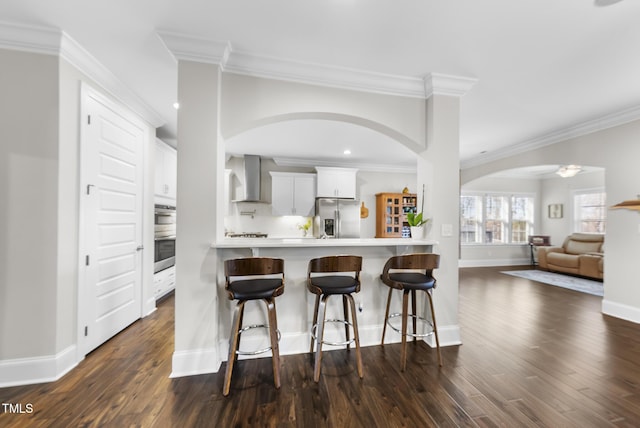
[314,198,361,238]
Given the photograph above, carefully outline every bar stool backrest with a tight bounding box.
[224,257,285,278]
[308,255,362,274]
[381,253,440,288]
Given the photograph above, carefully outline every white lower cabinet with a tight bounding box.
[153,266,175,299]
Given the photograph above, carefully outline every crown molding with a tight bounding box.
[0,20,60,55]
[424,73,478,98]
[157,30,231,65]
[158,31,428,99]
[224,50,426,98]
[461,103,640,170]
[272,156,416,173]
[0,21,164,128]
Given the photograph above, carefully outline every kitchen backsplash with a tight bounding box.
[225,202,312,238]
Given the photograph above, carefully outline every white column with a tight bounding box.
[172,60,224,376]
[418,73,477,346]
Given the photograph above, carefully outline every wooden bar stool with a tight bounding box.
[307,255,363,382]
[380,253,442,371]
[223,257,285,396]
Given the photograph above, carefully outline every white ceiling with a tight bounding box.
[3,0,640,170]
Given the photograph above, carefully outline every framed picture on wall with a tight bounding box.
[548,203,563,219]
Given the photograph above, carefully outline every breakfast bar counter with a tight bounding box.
[213,237,437,252]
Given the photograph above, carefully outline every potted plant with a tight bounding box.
[407,185,430,239]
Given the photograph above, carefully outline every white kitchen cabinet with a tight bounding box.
[315,167,358,199]
[154,139,177,204]
[153,265,175,300]
[270,172,316,216]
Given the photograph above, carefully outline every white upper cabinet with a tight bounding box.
[270,172,316,216]
[315,167,358,199]
[155,139,177,204]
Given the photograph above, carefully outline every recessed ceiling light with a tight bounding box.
[173,102,180,110]
[344,149,351,155]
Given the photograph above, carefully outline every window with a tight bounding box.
[573,189,606,233]
[485,195,509,243]
[460,195,482,243]
[511,195,534,243]
[460,193,535,244]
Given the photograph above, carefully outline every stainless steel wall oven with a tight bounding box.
[154,204,176,273]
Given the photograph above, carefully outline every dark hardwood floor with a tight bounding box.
[3,266,640,427]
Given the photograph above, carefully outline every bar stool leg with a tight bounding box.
[381,287,393,345]
[343,295,351,351]
[223,301,245,396]
[266,297,281,389]
[426,290,443,367]
[401,290,409,372]
[235,304,245,364]
[310,294,320,353]
[346,294,363,378]
[411,290,417,342]
[313,294,329,382]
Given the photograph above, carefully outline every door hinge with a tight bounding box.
[84,326,88,336]
[87,115,91,125]
[86,184,95,195]
[85,255,90,266]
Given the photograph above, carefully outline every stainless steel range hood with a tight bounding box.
[232,154,263,202]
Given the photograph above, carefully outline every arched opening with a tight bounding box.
[222,116,421,239]
[460,164,606,270]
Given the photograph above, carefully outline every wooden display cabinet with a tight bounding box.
[375,192,417,238]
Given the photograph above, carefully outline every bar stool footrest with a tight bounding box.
[236,324,281,356]
[311,319,356,347]
[386,313,434,338]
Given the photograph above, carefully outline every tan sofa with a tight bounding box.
[537,233,604,280]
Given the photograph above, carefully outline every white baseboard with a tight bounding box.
[0,346,77,388]
[144,297,157,317]
[170,348,220,378]
[602,299,640,324]
[458,258,530,268]
[170,323,461,378]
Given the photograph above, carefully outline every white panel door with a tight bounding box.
[81,89,144,355]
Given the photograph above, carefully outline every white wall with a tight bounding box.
[220,73,427,152]
[461,119,640,323]
[0,49,59,360]
[539,170,605,245]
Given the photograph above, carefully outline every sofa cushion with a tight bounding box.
[565,239,602,255]
[547,252,580,268]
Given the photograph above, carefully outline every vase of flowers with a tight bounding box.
[297,218,312,237]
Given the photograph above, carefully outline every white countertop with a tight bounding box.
[213,237,438,248]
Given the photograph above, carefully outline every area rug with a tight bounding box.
[501,269,603,297]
